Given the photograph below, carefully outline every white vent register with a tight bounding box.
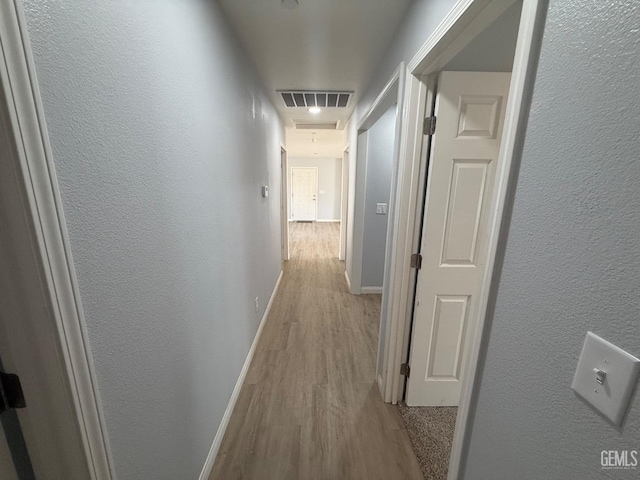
[278,90,352,109]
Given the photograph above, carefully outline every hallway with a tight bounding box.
[211,222,423,479]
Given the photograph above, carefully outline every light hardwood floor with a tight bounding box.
[210,222,424,480]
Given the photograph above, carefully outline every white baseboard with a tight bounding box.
[361,286,383,294]
[344,270,351,291]
[315,219,340,223]
[377,374,384,397]
[198,270,284,480]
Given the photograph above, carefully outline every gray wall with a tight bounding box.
[463,1,640,479]
[22,1,284,479]
[443,1,521,72]
[362,105,397,288]
[355,0,458,119]
[346,0,458,287]
[288,157,342,221]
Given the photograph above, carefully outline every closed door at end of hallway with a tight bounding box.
[291,167,317,221]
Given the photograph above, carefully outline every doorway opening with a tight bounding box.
[286,155,344,260]
[372,0,548,478]
[360,103,397,296]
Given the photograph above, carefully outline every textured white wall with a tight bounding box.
[463,1,640,478]
[22,1,284,479]
[288,158,342,221]
[362,105,397,287]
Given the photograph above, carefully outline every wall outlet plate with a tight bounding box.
[572,332,640,426]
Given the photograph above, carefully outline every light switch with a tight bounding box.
[376,203,387,215]
[572,332,640,426]
[319,189,325,195]
[262,185,269,198]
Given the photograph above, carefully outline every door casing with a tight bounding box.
[0,2,115,478]
[280,146,290,261]
[338,147,350,261]
[373,0,549,478]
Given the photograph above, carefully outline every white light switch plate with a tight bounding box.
[376,203,387,215]
[572,332,640,426]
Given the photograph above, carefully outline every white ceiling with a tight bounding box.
[217,0,412,130]
[286,128,346,158]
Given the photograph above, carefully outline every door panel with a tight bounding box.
[441,160,490,265]
[291,167,317,221]
[406,72,511,406]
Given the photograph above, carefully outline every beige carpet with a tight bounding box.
[397,403,458,480]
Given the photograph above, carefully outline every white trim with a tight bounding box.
[280,145,290,261]
[344,270,352,291]
[357,67,402,132]
[407,0,504,74]
[339,147,349,261]
[198,270,284,480]
[377,66,408,403]
[419,0,517,76]
[382,73,432,405]
[0,2,115,478]
[360,286,383,294]
[315,219,341,223]
[447,1,548,477]
[348,130,367,295]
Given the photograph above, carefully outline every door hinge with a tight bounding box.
[0,372,26,415]
[423,115,436,136]
[410,253,422,270]
[400,363,411,378]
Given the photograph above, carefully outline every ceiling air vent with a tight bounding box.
[279,91,353,109]
[294,122,338,130]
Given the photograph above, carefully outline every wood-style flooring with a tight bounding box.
[210,222,424,480]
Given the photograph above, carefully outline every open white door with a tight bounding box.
[406,71,511,406]
[291,167,317,221]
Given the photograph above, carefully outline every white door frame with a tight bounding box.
[290,166,318,221]
[379,0,548,478]
[348,64,405,298]
[280,145,290,261]
[338,147,349,261]
[0,2,114,479]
